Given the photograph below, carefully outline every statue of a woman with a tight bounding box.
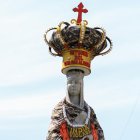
[44,3,112,139]
[47,69,105,140]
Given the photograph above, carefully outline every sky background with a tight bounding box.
[0,0,140,140]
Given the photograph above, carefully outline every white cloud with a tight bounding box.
[89,6,140,26]
[0,57,61,86]
[0,90,65,119]
[0,5,63,87]
[86,92,137,111]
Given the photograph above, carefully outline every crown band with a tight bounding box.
[62,48,91,75]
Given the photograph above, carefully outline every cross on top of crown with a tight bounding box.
[73,2,88,24]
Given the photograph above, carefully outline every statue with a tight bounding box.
[46,69,105,140]
[44,2,112,140]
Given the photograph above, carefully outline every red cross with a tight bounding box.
[73,2,88,24]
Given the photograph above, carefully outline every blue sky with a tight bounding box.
[0,0,140,140]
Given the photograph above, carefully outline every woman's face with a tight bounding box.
[67,71,82,96]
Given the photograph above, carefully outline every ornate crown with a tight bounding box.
[44,3,112,76]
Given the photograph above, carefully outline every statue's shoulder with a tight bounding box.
[54,99,64,110]
[51,99,64,119]
[89,106,96,116]
[84,102,96,116]
[85,103,98,121]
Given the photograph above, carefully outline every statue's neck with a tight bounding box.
[69,95,80,107]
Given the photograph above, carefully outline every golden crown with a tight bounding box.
[44,3,112,76]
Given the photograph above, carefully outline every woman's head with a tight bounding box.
[66,70,84,96]
[66,69,85,108]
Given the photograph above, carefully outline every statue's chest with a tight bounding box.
[61,105,98,139]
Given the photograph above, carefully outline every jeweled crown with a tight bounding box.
[44,2,112,76]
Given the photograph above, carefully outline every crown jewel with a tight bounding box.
[44,3,112,75]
